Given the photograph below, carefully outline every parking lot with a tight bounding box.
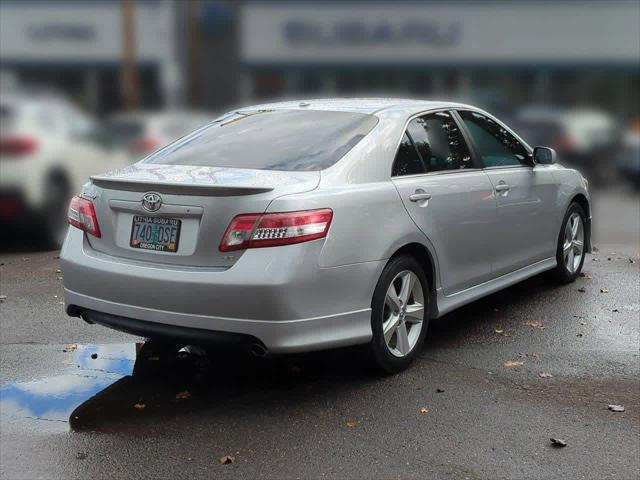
[1,187,638,480]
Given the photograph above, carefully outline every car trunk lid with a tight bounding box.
[84,164,320,267]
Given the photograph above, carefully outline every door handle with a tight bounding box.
[409,192,432,202]
[494,184,510,192]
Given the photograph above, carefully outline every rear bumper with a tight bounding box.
[61,228,382,353]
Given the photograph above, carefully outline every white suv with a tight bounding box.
[0,92,128,247]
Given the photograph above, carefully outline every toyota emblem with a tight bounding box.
[142,192,162,212]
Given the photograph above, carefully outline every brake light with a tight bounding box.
[67,196,101,238]
[132,136,162,155]
[555,134,574,151]
[0,136,39,156]
[219,209,333,252]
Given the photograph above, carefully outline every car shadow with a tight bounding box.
[66,273,562,433]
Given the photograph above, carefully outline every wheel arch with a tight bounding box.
[389,242,438,318]
[569,193,592,252]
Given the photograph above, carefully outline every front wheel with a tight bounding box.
[549,202,587,283]
[369,255,429,373]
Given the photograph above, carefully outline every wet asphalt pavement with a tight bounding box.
[0,188,638,480]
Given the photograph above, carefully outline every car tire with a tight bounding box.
[549,202,587,283]
[369,255,429,373]
[40,175,71,250]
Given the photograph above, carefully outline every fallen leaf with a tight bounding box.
[550,437,567,447]
[539,372,553,378]
[578,287,586,293]
[176,390,191,400]
[219,455,235,465]
[419,407,430,414]
[608,404,625,412]
[346,421,357,428]
[503,360,525,368]
[600,288,609,293]
[133,403,146,410]
[523,320,546,330]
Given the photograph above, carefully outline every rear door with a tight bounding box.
[391,111,496,295]
[456,110,559,276]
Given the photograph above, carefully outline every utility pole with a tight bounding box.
[121,0,140,110]
[188,0,202,107]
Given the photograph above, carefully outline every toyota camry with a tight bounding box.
[60,99,591,372]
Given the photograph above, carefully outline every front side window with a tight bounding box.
[458,111,530,167]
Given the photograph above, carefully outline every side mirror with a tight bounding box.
[533,146,556,165]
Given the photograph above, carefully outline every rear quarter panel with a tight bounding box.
[266,181,428,269]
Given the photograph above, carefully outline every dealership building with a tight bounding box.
[0,0,638,120]
[0,0,180,114]
[238,1,640,119]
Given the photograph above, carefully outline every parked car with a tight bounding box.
[515,107,619,183]
[616,119,640,187]
[60,99,591,373]
[104,111,212,159]
[0,91,128,246]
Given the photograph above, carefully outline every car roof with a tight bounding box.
[240,98,476,116]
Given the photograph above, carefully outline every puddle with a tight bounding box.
[0,342,371,434]
[0,344,137,432]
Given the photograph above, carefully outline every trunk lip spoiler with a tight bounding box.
[90,177,274,196]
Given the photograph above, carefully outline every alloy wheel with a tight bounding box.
[563,212,584,273]
[382,270,424,357]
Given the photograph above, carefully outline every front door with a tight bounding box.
[456,110,559,276]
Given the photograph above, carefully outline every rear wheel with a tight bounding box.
[549,202,587,283]
[40,175,71,249]
[369,255,429,373]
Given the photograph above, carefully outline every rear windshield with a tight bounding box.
[143,109,379,171]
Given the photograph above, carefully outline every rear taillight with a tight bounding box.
[67,196,101,238]
[132,136,162,155]
[0,136,39,156]
[219,209,333,252]
[555,134,574,151]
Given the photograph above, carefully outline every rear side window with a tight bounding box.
[392,133,424,176]
[458,111,529,167]
[144,110,379,171]
[392,111,472,176]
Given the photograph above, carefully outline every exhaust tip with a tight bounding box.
[249,343,268,358]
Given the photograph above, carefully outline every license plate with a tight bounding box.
[130,216,181,253]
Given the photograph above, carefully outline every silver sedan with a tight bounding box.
[61,99,591,372]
